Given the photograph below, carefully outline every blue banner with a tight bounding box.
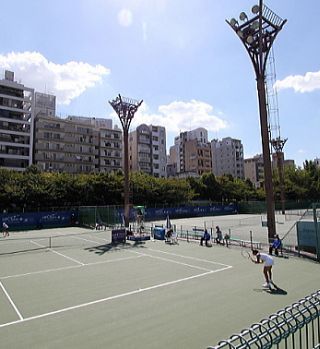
[0,211,75,230]
[115,203,237,222]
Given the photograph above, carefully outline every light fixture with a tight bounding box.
[252,5,260,14]
[239,12,248,21]
[246,35,254,44]
[237,30,244,38]
[230,18,238,27]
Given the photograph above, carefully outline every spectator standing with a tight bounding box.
[215,226,223,244]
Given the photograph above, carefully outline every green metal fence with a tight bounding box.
[208,290,320,349]
[78,205,121,227]
[237,201,316,215]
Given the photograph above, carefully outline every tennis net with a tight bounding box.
[0,230,109,256]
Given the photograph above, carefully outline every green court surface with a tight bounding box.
[0,226,319,349]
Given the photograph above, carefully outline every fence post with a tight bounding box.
[313,204,320,262]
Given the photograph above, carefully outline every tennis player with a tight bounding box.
[251,249,274,289]
[2,222,9,237]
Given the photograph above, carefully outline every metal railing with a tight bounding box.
[208,290,320,349]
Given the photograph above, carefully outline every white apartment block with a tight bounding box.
[211,137,244,179]
[129,124,166,178]
[0,71,34,171]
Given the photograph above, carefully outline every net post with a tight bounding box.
[49,236,52,249]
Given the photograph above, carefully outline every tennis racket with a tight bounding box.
[241,249,251,260]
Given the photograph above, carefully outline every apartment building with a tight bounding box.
[0,70,34,171]
[184,138,212,176]
[34,92,56,118]
[244,154,264,188]
[168,128,211,177]
[33,91,122,174]
[245,153,295,189]
[34,113,123,173]
[34,114,100,173]
[129,124,166,178]
[211,137,244,179]
[272,152,295,170]
[99,126,122,173]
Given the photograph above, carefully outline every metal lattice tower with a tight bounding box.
[109,94,143,227]
[226,1,287,241]
[266,47,287,214]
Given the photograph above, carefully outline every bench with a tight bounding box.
[229,237,261,250]
[192,228,205,239]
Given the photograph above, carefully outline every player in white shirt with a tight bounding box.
[251,249,274,289]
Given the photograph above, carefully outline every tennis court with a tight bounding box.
[0,220,319,349]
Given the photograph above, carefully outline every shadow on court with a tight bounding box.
[85,241,147,255]
[254,284,288,295]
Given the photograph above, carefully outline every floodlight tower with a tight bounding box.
[109,94,143,228]
[226,1,286,242]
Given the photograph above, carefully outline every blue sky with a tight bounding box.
[1,0,319,167]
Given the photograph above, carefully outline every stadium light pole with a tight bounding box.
[109,94,143,228]
[226,1,286,242]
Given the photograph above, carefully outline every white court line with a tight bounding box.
[31,240,84,266]
[0,267,228,329]
[0,255,144,280]
[0,281,23,320]
[91,237,232,269]
[87,235,233,270]
[147,248,232,268]
[128,250,215,272]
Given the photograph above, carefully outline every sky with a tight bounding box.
[1,0,320,167]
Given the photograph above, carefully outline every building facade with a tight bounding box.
[168,128,211,177]
[99,126,122,173]
[244,154,264,188]
[211,137,244,179]
[32,90,122,174]
[34,114,100,173]
[0,70,35,171]
[129,124,166,178]
[34,92,56,118]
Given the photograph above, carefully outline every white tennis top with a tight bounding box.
[258,253,274,266]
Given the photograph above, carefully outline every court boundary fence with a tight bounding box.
[207,289,320,349]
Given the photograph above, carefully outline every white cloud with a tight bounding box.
[0,51,110,105]
[118,8,133,27]
[131,99,228,133]
[275,71,320,93]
